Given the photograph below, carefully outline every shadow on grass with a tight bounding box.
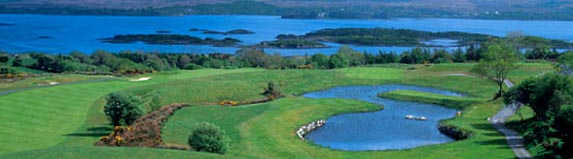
[65,132,109,137]
[476,139,507,145]
[87,126,112,132]
[482,132,505,137]
[471,123,496,130]
[65,126,112,137]
[471,123,510,149]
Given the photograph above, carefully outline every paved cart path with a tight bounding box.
[489,80,532,159]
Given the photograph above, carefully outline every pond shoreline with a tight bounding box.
[302,84,462,151]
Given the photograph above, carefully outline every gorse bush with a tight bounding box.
[188,122,230,154]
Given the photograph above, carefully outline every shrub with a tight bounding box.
[262,82,281,99]
[184,63,203,70]
[188,122,230,154]
[104,92,144,126]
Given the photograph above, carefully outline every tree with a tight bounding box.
[411,47,424,64]
[176,54,191,69]
[91,50,116,66]
[235,47,267,68]
[399,51,415,64]
[0,54,8,64]
[32,54,54,71]
[334,46,364,66]
[523,38,553,60]
[70,51,91,64]
[380,51,398,63]
[504,73,572,121]
[266,53,284,69]
[311,53,329,69]
[505,31,525,51]
[452,47,466,63]
[11,56,22,67]
[104,92,143,126]
[472,40,519,97]
[466,44,481,62]
[328,54,348,69]
[144,54,170,71]
[431,49,453,63]
[504,74,572,158]
[188,122,230,154]
[556,51,573,75]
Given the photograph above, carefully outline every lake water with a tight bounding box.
[303,85,462,151]
[1,14,573,55]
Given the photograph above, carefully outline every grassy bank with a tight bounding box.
[378,90,483,109]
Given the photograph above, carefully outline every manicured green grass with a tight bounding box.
[508,106,535,122]
[379,90,483,109]
[338,67,403,80]
[507,63,554,83]
[162,98,383,158]
[0,81,136,154]
[162,104,271,147]
[160,97,513,159]
[398,63,497,98]
[1,146,233,159]
[125,69,397,107]
[0,74,112,92]
[151,64,519,158]
[0,69,261,155]
[0,63,553,158]
[156,68,261,80]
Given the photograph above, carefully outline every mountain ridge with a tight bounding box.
[1,0,573,20]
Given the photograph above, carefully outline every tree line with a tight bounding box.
[0,39,570,77]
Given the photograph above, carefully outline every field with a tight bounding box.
[0,63,552,158]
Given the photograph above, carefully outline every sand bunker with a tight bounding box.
[130,77,151,82]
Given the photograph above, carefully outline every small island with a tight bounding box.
[274,28,496,47]
[226,29,255,34]
[256,28,497,49]
[190,28,255,35]
[0,22,15,26]
[258,39,328,49]
[156,30,172,34]
[267,28,573,49]
[101,34,241,46]
[37,36,53,39]
[189,28,204,32]
[202,30,227,35]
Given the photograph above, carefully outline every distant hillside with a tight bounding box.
[1,0,573,20]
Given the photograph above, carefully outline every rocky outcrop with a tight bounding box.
[438,124,472,140]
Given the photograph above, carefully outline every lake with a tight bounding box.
[303,85,462,151]
[1,14,573,55]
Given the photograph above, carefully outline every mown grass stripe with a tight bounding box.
[0,69,262,155]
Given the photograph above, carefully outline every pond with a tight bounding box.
[303,85,462,151]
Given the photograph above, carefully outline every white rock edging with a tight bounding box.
[296,120,326,141]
